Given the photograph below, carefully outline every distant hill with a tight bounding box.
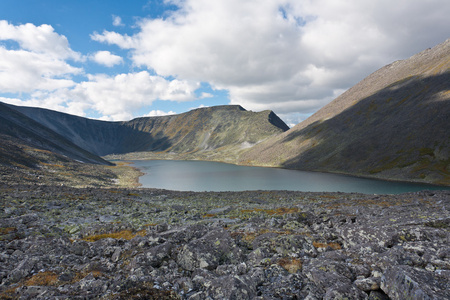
[3,103,289,163]
[240,39,450,185]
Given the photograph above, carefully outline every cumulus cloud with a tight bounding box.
[90,30,136,49]
[0,21,82,93]
[91,51,123,67]
[0,20,82,60]
[2,70,198,120]
[92,0,450,122]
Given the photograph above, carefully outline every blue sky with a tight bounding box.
[1,0,449,125]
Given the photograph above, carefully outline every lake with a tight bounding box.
[130,160,449,194]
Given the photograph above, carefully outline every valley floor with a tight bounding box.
[0,182,449,299]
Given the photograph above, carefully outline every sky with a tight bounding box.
[0,0,449,126]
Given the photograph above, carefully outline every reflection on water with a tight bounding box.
[130,160,449,194]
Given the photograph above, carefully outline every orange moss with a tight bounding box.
[278,257,302,273]
[81,229,146,242]
[24,271,59,286]
[0,285,19,299]
[127,192,140,197]
[231,229,293,243]
[40,162,65,168]
[202,213,217,218]
[0,227,16,235]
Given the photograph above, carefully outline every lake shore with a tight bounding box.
[121,159,450,194]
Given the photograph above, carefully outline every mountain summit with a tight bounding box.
[240,39,450,185]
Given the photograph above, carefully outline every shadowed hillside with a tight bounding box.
[0,102,112,166]
[240,39,450,185]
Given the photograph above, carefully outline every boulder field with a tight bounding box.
[1,185,448,299]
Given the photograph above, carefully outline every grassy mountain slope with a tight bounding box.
[240,39,450,185]
[10,104,288,161]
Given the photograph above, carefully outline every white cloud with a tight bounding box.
[145,110,176,117]
[91,51,123,67]
[67,71,197,120]
[0,21,199,121]
[3,71,198,121]
[90,30,136,49]
[0,20,82,60]
[75,72,197,120]
[0,21,83,94]
[0,45,81,93]
[112,15,124,27]
[92,0,450,122]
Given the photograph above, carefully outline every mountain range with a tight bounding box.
[0,39,449,186]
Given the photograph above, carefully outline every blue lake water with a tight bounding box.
[130,160,449,194]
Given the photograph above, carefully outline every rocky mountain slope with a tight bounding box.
[7,104,288,160]
[240,39,450,185]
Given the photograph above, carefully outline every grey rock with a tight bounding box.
[354,277,381,291]
[177,228,243,271]
[381,265,450,300]
[205,275,256,299]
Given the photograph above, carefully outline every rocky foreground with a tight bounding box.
[0,184,449,299]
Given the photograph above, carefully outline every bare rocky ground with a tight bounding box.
[0,178,449,299]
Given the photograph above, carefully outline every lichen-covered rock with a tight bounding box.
[381,265,450,300]
[205,275,256,299]
[177,228,243,271]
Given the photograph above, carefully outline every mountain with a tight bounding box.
[0,102,112,166]
[4,104,289,161]
[240,39,450,185]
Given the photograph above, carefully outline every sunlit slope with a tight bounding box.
[10,104,289,160]
[240,39,450,185]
